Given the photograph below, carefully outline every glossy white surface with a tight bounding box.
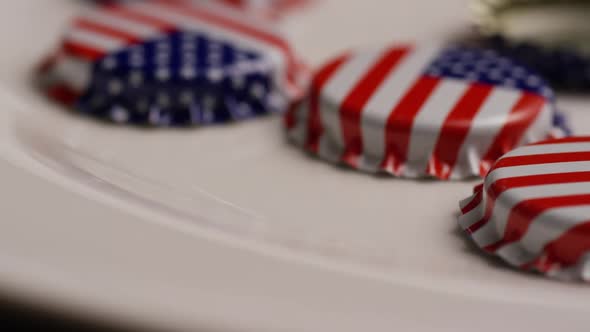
[2,1,590,331]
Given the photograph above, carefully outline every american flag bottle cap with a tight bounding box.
[459,136,590,282]
[286,44,570,180]
[38,0,309,126]
[473,0,590,90]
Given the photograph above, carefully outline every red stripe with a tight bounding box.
[154,0,299,86]
[61,5,179,62]
[461,190,483,214]
[219,0,310,11]
[73,18,141,44]
[38,54,59,75]
[524,221,590,273]
[493,151,590,171]
[473,183,484,194]
[531,136,590,146]
[485,194,590,253]
[304,54,350,152]
[45,84,82,106]
[466,171,590,234]
[479,93,546,176]
[103,5,177,32]
[218,0,247,9]
[381,76,441,174]
[339,47,410,167]
[283,100,300,130]
[427,83,493,179]
[61,41,106,61]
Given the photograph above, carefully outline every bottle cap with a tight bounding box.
[286,44,569,180]
[460,136,590,281]
[38,0,308,126]
[473,0,590,89]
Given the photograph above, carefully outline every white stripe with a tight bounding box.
[65,28,125,52]
[500,142,590,159]
[498,205,590,266]
[194,1,279,35]
[459,188,481,210]
[317,50,385,162]
[472,182,590,248]
[548,252,590,281]
[83,10,163,38]
[46,56,93,91]
[359,46,439,171]
[458,193,487,229]
[287,99,310,146]
[450,88,522,179]
[485,161,590,190]
[548,110,569,139]
[128,2,287,59]
[515,102,553,147]
[404,79,468,176]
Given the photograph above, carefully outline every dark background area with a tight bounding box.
[0,297,139,332]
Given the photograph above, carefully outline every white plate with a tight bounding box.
[2,1,590,331]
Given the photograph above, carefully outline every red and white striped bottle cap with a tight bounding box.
[285,44,568,180]
[460,136,590,281]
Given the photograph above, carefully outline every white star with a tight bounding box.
[203,95,216,110]
[181,66,196,79]
[110,106,129,123]
[180,91,194,105]
[235,103,252,118]
[497,58,512,68]
[489,69,503,82]
[235,53,249,61]
[156,41,171,51]
[541,86,554,98]
[148,108,161,125]
[267,92,286,111]
[250,83,266,99]
[208,50,223,63]
[157,93,171,107]
[156,68,171,81]
[502,78,517,88]
[108,79,123,95]
[136,99,149,113]
[527,75,542,87]
[232,76,245,89]
[207,68,224,82]
[129,71,143,87]
[182,37,196,50]
[511,66,527,78]
[102,57,117,70]
[182,51,196,64]
[130,54,144,68]
[202,109,215,123]
[155,52,171,66]
[460,51,475,60]
[451,63,465,75]
[208,42,223,51]
[465,72,480,82]
[129,45,144,53]
[475,60,490,72]
[181,32,197,41]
